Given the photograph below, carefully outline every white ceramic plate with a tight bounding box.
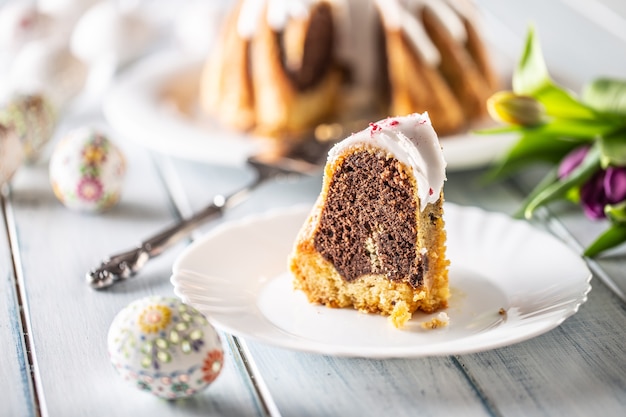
[171,204,592,358]
[104,50,516,170]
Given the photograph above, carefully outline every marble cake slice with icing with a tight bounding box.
[289,112,450,328]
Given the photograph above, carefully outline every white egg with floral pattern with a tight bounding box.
[49,127,126,212]
[107,296,225,399]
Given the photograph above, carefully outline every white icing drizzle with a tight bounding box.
[236,0,266,38]
[237,0,318,39]
[330,0,379,87]
[427,0,468,43]
[233,0,475,84]
[375,0,468,66]
[328,112,447,211]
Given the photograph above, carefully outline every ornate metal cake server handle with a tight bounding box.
[86,137,335,290]
[87,187,249,289]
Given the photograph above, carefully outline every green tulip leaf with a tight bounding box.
[513,25,550,96]
[512,26,596,120]
[473,125,523,135]
[584,223,626,257]
[605,201,626,224]
[522,143,601,219]
[536,117,618,138]
[533,84,597,120]
[486,133,586,180]
[599,131,626,168]
[513,168,559,218]
[582,78,626,116]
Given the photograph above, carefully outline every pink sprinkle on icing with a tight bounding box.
[429,188,434,195]
[369,122,382,137]
[369,122,381,131]
[389,120,399,126]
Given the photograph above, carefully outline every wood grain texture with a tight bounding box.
[460,280,626,416]
[0,190,36,417]
[242,342,493,417]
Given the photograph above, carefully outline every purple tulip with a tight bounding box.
[579,167,626,220]
[558,145,590,179]
[580,172,607,219]
[558,145,626,220]
[604,167,626,203]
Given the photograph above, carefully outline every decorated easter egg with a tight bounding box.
[0,123,24,186]
[107,296,224,399]
[49,127,126,212]
[0,94,57,163]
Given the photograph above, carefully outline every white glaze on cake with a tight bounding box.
[237,0,318,38]
[327,112,446,211]
[375,0,470,66]
[232,0,477,89]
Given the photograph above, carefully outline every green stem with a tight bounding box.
[522,143,601,219]
[584,224,626,257]
[513,168,559,218]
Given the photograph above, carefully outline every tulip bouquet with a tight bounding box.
[481,26,626,257]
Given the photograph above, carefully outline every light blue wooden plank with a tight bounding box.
[0,189,36,417]
[460,279,626,416]
[245,344,493,417]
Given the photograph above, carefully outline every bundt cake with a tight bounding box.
[200,0,341,139]
[288,112,449,329]
[200,0,498,139]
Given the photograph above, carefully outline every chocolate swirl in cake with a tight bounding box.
[313,112,445,286]
[289,112,449,326]
[314,149,427,287]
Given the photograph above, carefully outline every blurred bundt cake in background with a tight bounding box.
[200,0,499,140]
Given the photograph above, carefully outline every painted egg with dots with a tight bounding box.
[0,94,57,163]
[0,123,24,186]
[49,127,126,212]
[107,296,224,399]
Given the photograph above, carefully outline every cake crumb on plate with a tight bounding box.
[421,312,450,329]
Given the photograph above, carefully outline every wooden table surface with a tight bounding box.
[1,0,625,416]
